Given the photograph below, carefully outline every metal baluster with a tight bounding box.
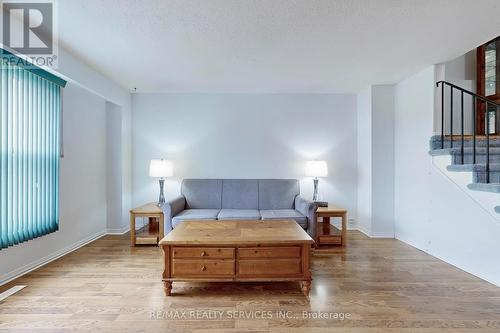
[497,106,499,136]
[486,102,490,183]
[450,86,453,148]
[461,91,464,164]
[441,83,444,149]
[473,97,476,164]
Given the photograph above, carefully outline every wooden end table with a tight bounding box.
[129,203,164,246]
[315,205,347,246]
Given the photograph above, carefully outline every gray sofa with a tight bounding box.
[162,179,317,238]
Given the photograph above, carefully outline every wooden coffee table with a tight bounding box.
[159,220,314,296]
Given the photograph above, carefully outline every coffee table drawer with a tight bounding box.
[238,247,301,259]
[238,259,302,276]
[172,260,235,277]
[172,247,235,259]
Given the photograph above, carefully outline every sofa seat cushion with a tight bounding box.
[260,209,307,228]
[172,209,220,228]
[217,209,261,220]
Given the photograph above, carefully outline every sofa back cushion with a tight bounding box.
[258,179,299,209]
[180,178,300,210]
[222,179,259,209]
[181,179,222,209]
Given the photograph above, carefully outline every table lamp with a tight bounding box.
[149,159,173,206]
[305,160,328,201]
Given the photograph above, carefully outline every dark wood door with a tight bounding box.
[477,37,500,134]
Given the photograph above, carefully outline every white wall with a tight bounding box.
[356,86,395,237]
[356,88,372,234]
[0,83,108,283]
[435,50,477,135]
[56,47,132,235]
[394,66,435,250]
[106,102,124,233]
[445,50,476,85]
[371,86,395,237]
[394,65,500,286]
[132,93,358,222]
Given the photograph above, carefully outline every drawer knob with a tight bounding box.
[201,266,207,271]
[201,251,207,257]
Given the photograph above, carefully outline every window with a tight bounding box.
[0,50,66,250]
[485,41,498,97]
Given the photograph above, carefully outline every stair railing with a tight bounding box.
[436,81,500,183]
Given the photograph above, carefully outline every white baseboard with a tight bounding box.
[106,226,130,235]
[0,230,106,286]
[353,225,371,237]
[0,285,26,301]
[351,225,394,238]
[369,232,395,238]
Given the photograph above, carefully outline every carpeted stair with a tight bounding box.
[429,135,500,194]
[430,135,500,150]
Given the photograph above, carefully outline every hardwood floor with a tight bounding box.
[1,231,500,332]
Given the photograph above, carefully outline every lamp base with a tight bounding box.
[312,178,319,201]
[158,179,165,206]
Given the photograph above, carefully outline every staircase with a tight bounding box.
[429,81,500,214]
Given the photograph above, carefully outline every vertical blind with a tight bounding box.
[0,53,65,250]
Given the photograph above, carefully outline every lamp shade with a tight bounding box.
[305,160,328,177]
[149,159,173,178]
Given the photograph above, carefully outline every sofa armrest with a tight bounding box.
[161,196,186,233]
[294,195,317,240]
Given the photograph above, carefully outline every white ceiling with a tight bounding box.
[58,0,500,93]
